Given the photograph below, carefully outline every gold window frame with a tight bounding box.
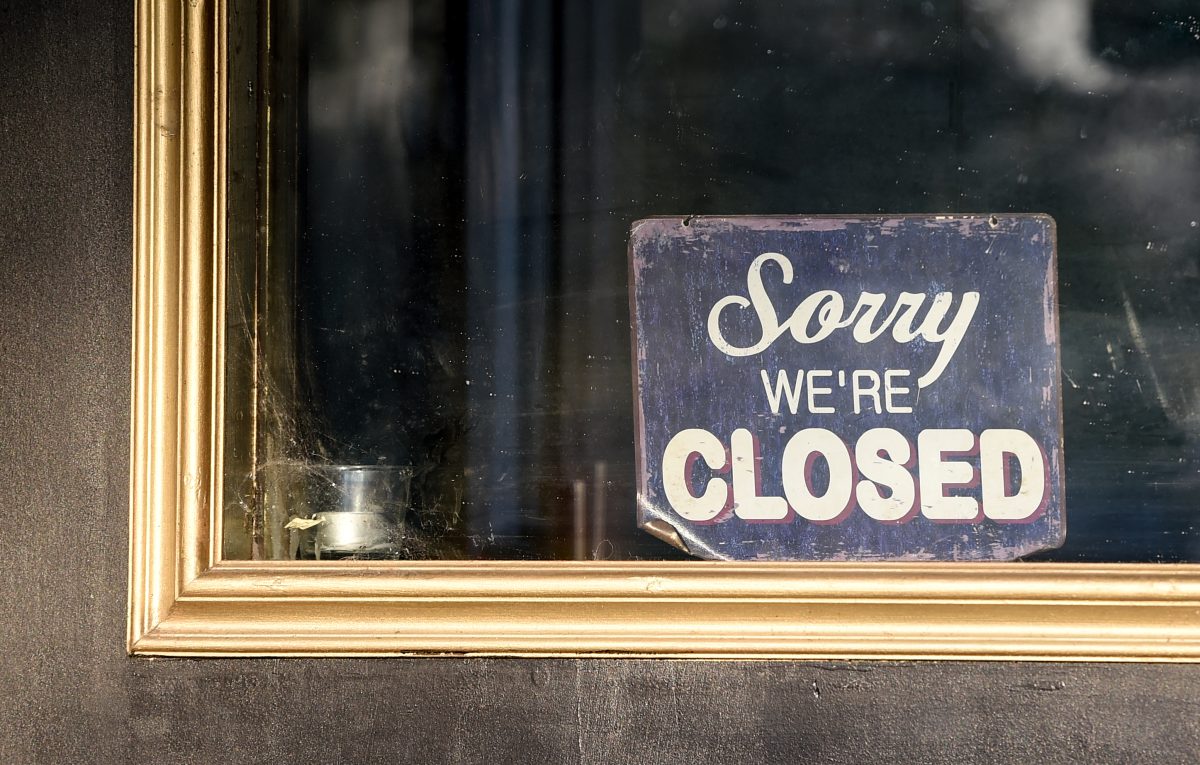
[128,0,1200,660]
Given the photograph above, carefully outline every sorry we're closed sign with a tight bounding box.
[629,215,1065,561]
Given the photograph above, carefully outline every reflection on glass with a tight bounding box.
[231,0,1200,561]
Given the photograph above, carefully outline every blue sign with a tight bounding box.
[629,216,1065,561]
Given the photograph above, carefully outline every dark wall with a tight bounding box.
[1,2,1198,763]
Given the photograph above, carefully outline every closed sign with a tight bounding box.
[629,215,1065,560]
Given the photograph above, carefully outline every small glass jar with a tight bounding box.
[259,463,413,560]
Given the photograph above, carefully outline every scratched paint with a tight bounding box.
[629,215,1065,561]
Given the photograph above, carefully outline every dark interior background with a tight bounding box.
[3,2,1200,763]
[287,0,1200,561]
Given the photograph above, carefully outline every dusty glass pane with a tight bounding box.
[225,0,1200,561]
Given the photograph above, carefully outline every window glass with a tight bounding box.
[228,0,1200,562]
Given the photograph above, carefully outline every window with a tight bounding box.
[129,0,1200,658]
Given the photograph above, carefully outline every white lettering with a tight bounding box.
[852,370,882,414]
[918,429,979,521]
[708,252,979,388]
[781,429,854,522]
[659,427,1049,526]
[760,369,803,415]
[980,429,1046,521]
[731,428,789,520]
[855,428,917,522]
[884,370,913,413]
[806,370,835,414]
[662,429,729,522]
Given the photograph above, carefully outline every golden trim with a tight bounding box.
[130,0,1200,659]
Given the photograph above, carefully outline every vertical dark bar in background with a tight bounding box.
[463,0,559,556]
[556,0,649,558]
[464,0,521,551]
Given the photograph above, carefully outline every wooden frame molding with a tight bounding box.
[129,0,1200,659]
